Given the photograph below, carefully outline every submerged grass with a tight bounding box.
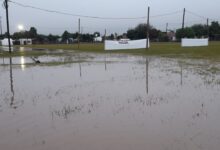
[1,42,220,59]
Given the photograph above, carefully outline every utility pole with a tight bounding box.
[104,29,106,41]
[146,6,150,50]
[182,8,186,29]
[5,0,12,53]
[207,18,209,38]
[78,18,80,49]
[166,23,168,33]
[0,16,2,37]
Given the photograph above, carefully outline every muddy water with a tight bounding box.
[0,54,220,150]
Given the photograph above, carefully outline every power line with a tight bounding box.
[186,10,207,20]
[9,0,147,20]
[151,10,182,18]
[9,0,183,20]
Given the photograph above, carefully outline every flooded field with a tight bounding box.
[0,53,220,150]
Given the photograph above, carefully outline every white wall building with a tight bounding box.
[94,37,102,42]
[19,39,32,45]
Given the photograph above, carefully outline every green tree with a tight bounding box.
[191,24,207,38]
[127,23,160,40]
[62,31,71,42]
[158,32,169,42]
[176,27,195,40]
[209,21,220,39]
[12,31,29,39]
[127,29,137,40]
[94,32,100,37]
[48,34,60,43]
[29,27,37,38]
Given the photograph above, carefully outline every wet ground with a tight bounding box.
[0,53,220,150]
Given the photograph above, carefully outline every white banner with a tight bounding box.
[1,38,13,46]
[181,38,208,47]
[105,39,149,50]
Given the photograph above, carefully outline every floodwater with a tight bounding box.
[0,53,220,150]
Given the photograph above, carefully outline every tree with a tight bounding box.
[127,29,136,40]
[209,21,220,39]
[12,31,29,39]
[36,34,47,44]
[191,24,207,38]
[29,27,37,38]
[176,27,195,40]
[149,28,160,40]
[62,30,71,42]
[127,23,160,40]
[94,32,100,37]
[81,33,94,42]
[48,34,60,43]
[109,34,114,40]
[158,32,169,42]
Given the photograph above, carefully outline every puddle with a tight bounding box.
[0,54,220,150]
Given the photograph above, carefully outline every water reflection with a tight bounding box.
[178,61,183,86]
[146,58,149,94]
[79,63,82,77]
[9,57,15,108]
[2,56,5,65]
[1,55,220,150]
[20,56,26,71]
[78,54,82,77]
[105,55,107,71]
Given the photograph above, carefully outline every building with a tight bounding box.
[167,31,176,41]
[94,37,102,42]
[19,39,32,45]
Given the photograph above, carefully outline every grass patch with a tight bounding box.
[1,42,220,59]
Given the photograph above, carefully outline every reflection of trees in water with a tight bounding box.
[192,103,208,120]
[197,67,220,85]
[64,55,74,62]
[128,95,169,106]
[175,60,220,86]
[51,102,97,120]
[184,63,220,86]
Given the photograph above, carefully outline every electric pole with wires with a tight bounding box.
[146,6,150,50]
[4,0,12,53]
[182,8,186,29]
[0,16,3,37]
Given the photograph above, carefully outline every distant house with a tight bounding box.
[167,31,176,41]
[19,39,32,45]
[57,38,76,44]
[94,37,102,42]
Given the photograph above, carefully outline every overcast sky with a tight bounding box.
[0,0,220,35]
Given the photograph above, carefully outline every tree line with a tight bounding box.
[176,21,220,40]
[1,21,220,43]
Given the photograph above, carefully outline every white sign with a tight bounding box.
[181,38,208,47]
[105,39,149,50]
[1,38,13,46]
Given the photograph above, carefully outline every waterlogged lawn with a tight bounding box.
[1,54,220,150]
[0,41,220,59]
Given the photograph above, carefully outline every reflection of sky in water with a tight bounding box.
[20,56,26,71]
[0,54,220,150]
